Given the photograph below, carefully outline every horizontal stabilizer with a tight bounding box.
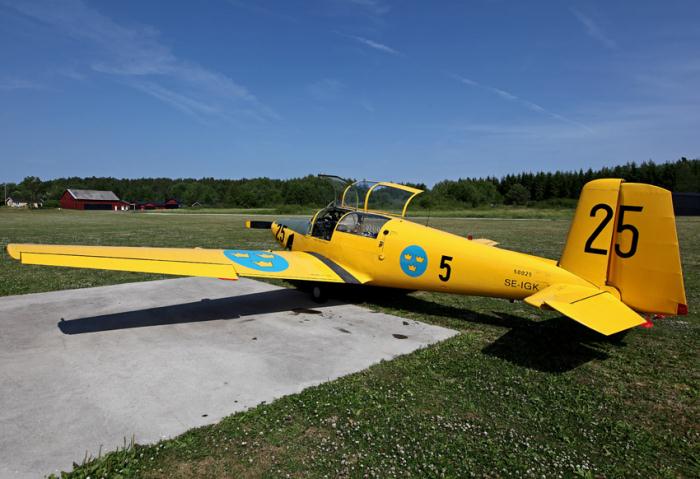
[245,220,273,229]
[525,283,646,336]
[471,238,498,247]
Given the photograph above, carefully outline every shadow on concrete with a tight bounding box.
[360,292,627,373]
[58,288,331,335]
[59,283,627,373]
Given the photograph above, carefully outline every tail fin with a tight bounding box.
[560,179,687,316]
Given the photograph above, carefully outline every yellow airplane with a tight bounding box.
[6,177,687,336]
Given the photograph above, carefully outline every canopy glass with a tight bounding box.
[341,180,423,217]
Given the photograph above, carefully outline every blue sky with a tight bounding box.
[1,0,698,185]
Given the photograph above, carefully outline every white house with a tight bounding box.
[5,197,28,208]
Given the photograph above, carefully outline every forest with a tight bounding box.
[4,158,698,209]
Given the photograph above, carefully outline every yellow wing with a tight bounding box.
[6,244,366,284]
[525,283,646,336]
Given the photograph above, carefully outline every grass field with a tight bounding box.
[147,205,575,220]
[1,208,698,478]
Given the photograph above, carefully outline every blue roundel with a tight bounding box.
[224,250,289,272]
[400,245,428,277]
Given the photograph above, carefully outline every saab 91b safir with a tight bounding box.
[7,176,688,336]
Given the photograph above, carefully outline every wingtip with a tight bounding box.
[6,244,22,260]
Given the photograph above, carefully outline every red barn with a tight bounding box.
[60,189,129,211]
[135,198,181,210]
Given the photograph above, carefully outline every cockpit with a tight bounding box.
[310,207,390,241]
[310,206,347,240]
[336,212,389,238]
[308,177,423,241]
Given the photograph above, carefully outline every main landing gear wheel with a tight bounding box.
[311,284,328,303]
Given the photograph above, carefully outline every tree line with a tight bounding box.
[3,158,698,209]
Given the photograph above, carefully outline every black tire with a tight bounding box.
[311,284,328,303]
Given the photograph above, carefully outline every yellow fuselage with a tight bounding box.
[273,216,591,300]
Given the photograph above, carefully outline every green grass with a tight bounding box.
[1,208,698,478]
[408,207,575,220]
[144,207,279,214]
[143,205,575,219]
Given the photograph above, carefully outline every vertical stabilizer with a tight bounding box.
[559,179,622,287]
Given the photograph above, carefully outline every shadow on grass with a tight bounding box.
[481,313,624,373]
[58,288,333,335]
[359,292,627,373]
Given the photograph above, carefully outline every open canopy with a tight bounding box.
[341,180,423,217]
[317,175,423,217]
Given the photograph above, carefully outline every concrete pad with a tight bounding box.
[0,277,456,478]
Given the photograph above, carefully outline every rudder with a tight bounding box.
[608,183,687,315]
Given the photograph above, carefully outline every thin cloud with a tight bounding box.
[453,74,593,133]
[55,68,86,81]
[490,87,518,102]
[0,77,43,90]
[1,0,277,121]
[129,81,220,121]
[343,33,403,56]
[571,9,617,50]
[454,76,478,87]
